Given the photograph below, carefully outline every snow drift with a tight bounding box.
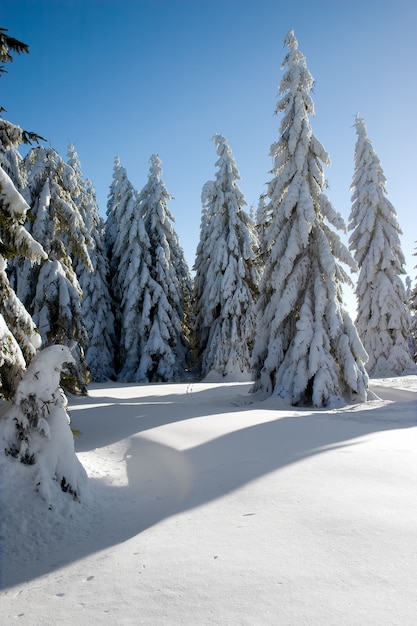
[1,376,416,624]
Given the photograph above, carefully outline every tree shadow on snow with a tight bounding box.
[70,381,256,452]
[2,380,416,588]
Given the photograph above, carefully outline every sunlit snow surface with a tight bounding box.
[1,376,416,625]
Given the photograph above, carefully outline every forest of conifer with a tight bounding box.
[1,26,416,414]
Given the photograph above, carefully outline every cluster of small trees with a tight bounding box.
[1,28,416,414]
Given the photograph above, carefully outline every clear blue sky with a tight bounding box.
[2,0,417,290]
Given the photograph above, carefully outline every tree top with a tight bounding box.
[284,30,298,50]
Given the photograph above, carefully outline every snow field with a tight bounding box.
[1,378,417,625]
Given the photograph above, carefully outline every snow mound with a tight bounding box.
[2,346,88,505]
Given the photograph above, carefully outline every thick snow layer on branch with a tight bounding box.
[0,166,47,261]
[0,165,29,217]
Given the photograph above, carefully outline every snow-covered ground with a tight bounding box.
[1,376,417,625]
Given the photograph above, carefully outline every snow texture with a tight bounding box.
[252,31,368,407]
[349,116,416,377]
[1,375,416,625]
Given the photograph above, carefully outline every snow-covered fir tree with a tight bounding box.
[17,146,92,392]
[252,31,368,407]
[116,154,191,382]
[79,182,116,381]
[105,157,137,299]
[0,28,44,291]
[67,145,115,381]
[139,155,191,381]
[193,135,259,379]
[0,166,47,397]
[105,158,137,367]
[1,30,87,505]
[104,157,138,365]
[348,116,416,376]
[3,345,88,504]
[0,29,48,399]
[112,183,149,379]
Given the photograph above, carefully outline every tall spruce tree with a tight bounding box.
[193,135,259,379]
[1,30,89,505]
[105,157,138,364]
[67,145,116,381]
[348,116,415,376]
[252,31,368,407]
[105,157,137,295]
[117,154,191,382]
[17,146,92,392]
[113,181,149,380]
[0,29,47,398]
